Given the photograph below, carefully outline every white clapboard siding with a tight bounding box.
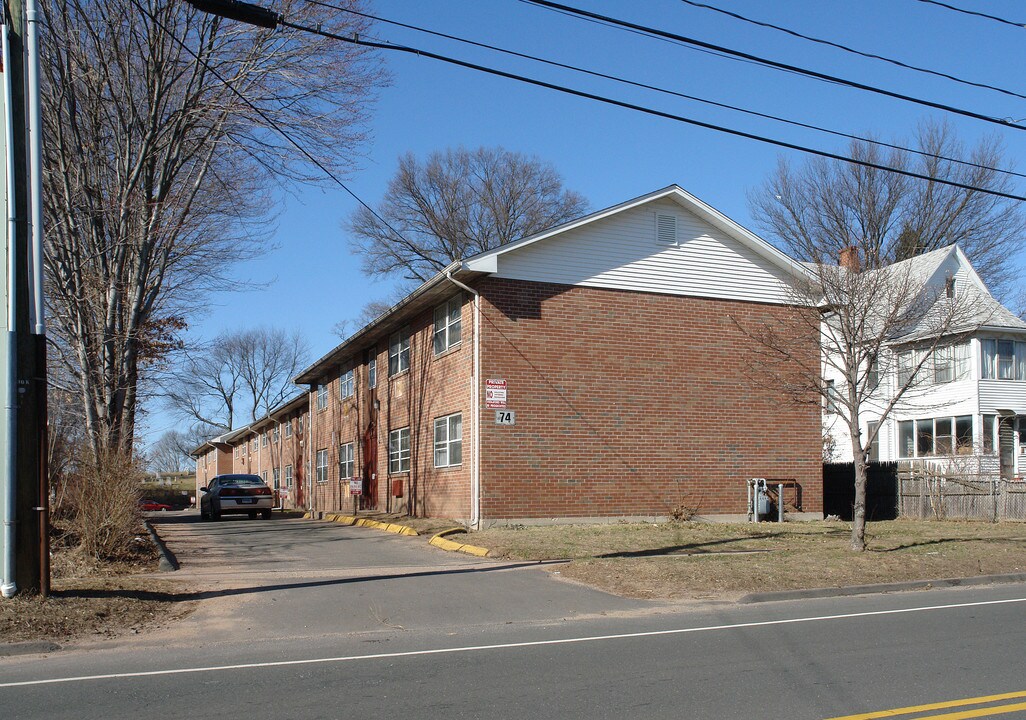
[492,198,796,305]
[979,380,1026,414]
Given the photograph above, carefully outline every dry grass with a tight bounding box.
[451,520,1026,600]
[1,530,196,646]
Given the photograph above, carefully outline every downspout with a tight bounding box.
[26,0,42,336]
[2,23,19,598]
[444,272,480,529]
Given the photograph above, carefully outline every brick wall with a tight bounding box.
[477,277,822,519]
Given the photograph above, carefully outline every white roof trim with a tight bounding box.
[462,185,812,281]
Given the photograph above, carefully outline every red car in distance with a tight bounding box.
[139,499,173,512]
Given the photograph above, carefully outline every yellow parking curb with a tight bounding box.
[317,513,419,536]
[429,528,490,557]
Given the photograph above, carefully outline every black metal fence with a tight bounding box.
[822,462,899,521]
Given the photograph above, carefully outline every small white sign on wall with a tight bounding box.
[495,410,516,425]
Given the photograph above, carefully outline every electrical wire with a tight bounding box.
[128,0,413,248]
[520,0,1026,132]
[276,18,1026,202]
[679,0,1026,102]
[303,0,1026,181]
[914,0,1026,29]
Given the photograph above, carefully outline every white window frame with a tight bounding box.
[272,425,280,443]
[316,383,328,411]
[339,442,354,479]
[285,464,293,489]
[285,419,293,438]
[273,467,281,490]
[340,368,355,399]
[389,330,410,375]
[433,296,462,355]
[368,357,377,389]
[315,448,329,484]
[433,413,463,468]
[389,427,410,474]
[261,432,268,447]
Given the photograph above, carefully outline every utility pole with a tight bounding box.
[1,0,46,598]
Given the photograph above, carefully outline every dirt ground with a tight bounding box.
[0,531,196,646]
[451,520,1026,600]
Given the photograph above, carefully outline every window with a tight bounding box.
[867,421,880,463]
[983,415,996,454]
[433,297,462,355]
[273,468,281,490]
[982,339,1026,380]
[368,358,377,389]
[434,413,463,468]
[272,425,280,443]
[285,419,293,438]
[897,350,915,386]
[261,470,268,484]
[297,416,304,434]
[824,380,840,414]
[315,449,329,483]
[261,432,268,448]
[339,368,355,400]
[933,343,968,384]
[234,446,239,458]
[867,357,880,392]
[899,415,976,458]
[339,442,354,479]
[656,213,678,245]
[285,464,293,488]
[388,428,410,473]
[251,439,256,452]
[316,383,328,411]
[389,330,410,375]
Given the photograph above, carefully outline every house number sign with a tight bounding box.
[495,410,516,425]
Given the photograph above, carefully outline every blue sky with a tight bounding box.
[142,0,1026,442]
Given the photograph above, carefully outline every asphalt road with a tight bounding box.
[2,514,1026,719]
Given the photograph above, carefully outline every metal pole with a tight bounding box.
[778,483,784,523]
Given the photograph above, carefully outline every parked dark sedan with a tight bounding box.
[200,474,273,520]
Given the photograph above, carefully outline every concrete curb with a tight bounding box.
[429,528,490,557]
[0,641,61,657]
[143,520,179,572]
[738,571,1026,604]
[317,513,420,537]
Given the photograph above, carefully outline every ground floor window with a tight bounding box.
[389,428,410,473]
[898,415,974,458]
[285,464,293,488]
[339,442,354,479]
[434,413,463,468]
[316,448,329,483]
[273,468,281,490]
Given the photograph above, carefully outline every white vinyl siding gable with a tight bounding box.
[491,198,797,305]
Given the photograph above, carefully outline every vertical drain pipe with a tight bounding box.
[2,23,19,598]
[445,272,480,529]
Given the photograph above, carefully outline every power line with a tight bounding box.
[679,0,1026,102]
[129,0,413,249]
[275,17,1026,203]
[304,0,1026,181]
[519,0,1026,133]
[914,0,1026,29]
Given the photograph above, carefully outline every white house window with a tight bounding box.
[434,413,463,468]
[389,330,410,375]
[824,379,840,414]
[656,213,678,245]
[982,339,1026,380]
[261,432,268,447]
[983,415,997,454]
[389,427,410,473]
[316,383,328,410]
[273,425,280,443]
[339,442,354,479]
[315,448,329,483]
[273,467,281,490]
[433,297,462,355]
[933,343,969,384]
[368,358,377,388]
[898,415,974,458]
[285,419,293,438]
[866,421,880,463]
[339,368,355,399]
[285,464,293,488]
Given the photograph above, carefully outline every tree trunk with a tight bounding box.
[851,448,868,551]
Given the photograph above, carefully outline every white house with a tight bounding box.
[824,245,1026,481]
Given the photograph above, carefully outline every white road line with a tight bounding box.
[3,595,1025,689]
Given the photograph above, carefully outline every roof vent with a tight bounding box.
[656,213,678,246]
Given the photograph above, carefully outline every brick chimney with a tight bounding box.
[838,245,860,272]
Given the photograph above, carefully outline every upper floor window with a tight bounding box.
[339,368,355,400]
[933,343,969,384]
[981,339,1026,381]
[261,432,268,447]
[368,357,377,389]
[285,419,293,438]
[389,330,410,375]
[316,383,328,411]
[433,297,462,355]
[297,416,304,434]
[272,425,280,443]
[824,379,840,414]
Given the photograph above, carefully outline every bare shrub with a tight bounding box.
[668,479,702,522]
[64,448,143,561]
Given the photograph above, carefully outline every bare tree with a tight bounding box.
[163,327,308,431]
[750,120,1026,299]
[747,122,1015,550]
[42,0,384,456]
[147,430,193,473]
[331,298,401,340]
[348,147,589,281]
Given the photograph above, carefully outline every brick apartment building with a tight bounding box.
[277,185,824,525]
